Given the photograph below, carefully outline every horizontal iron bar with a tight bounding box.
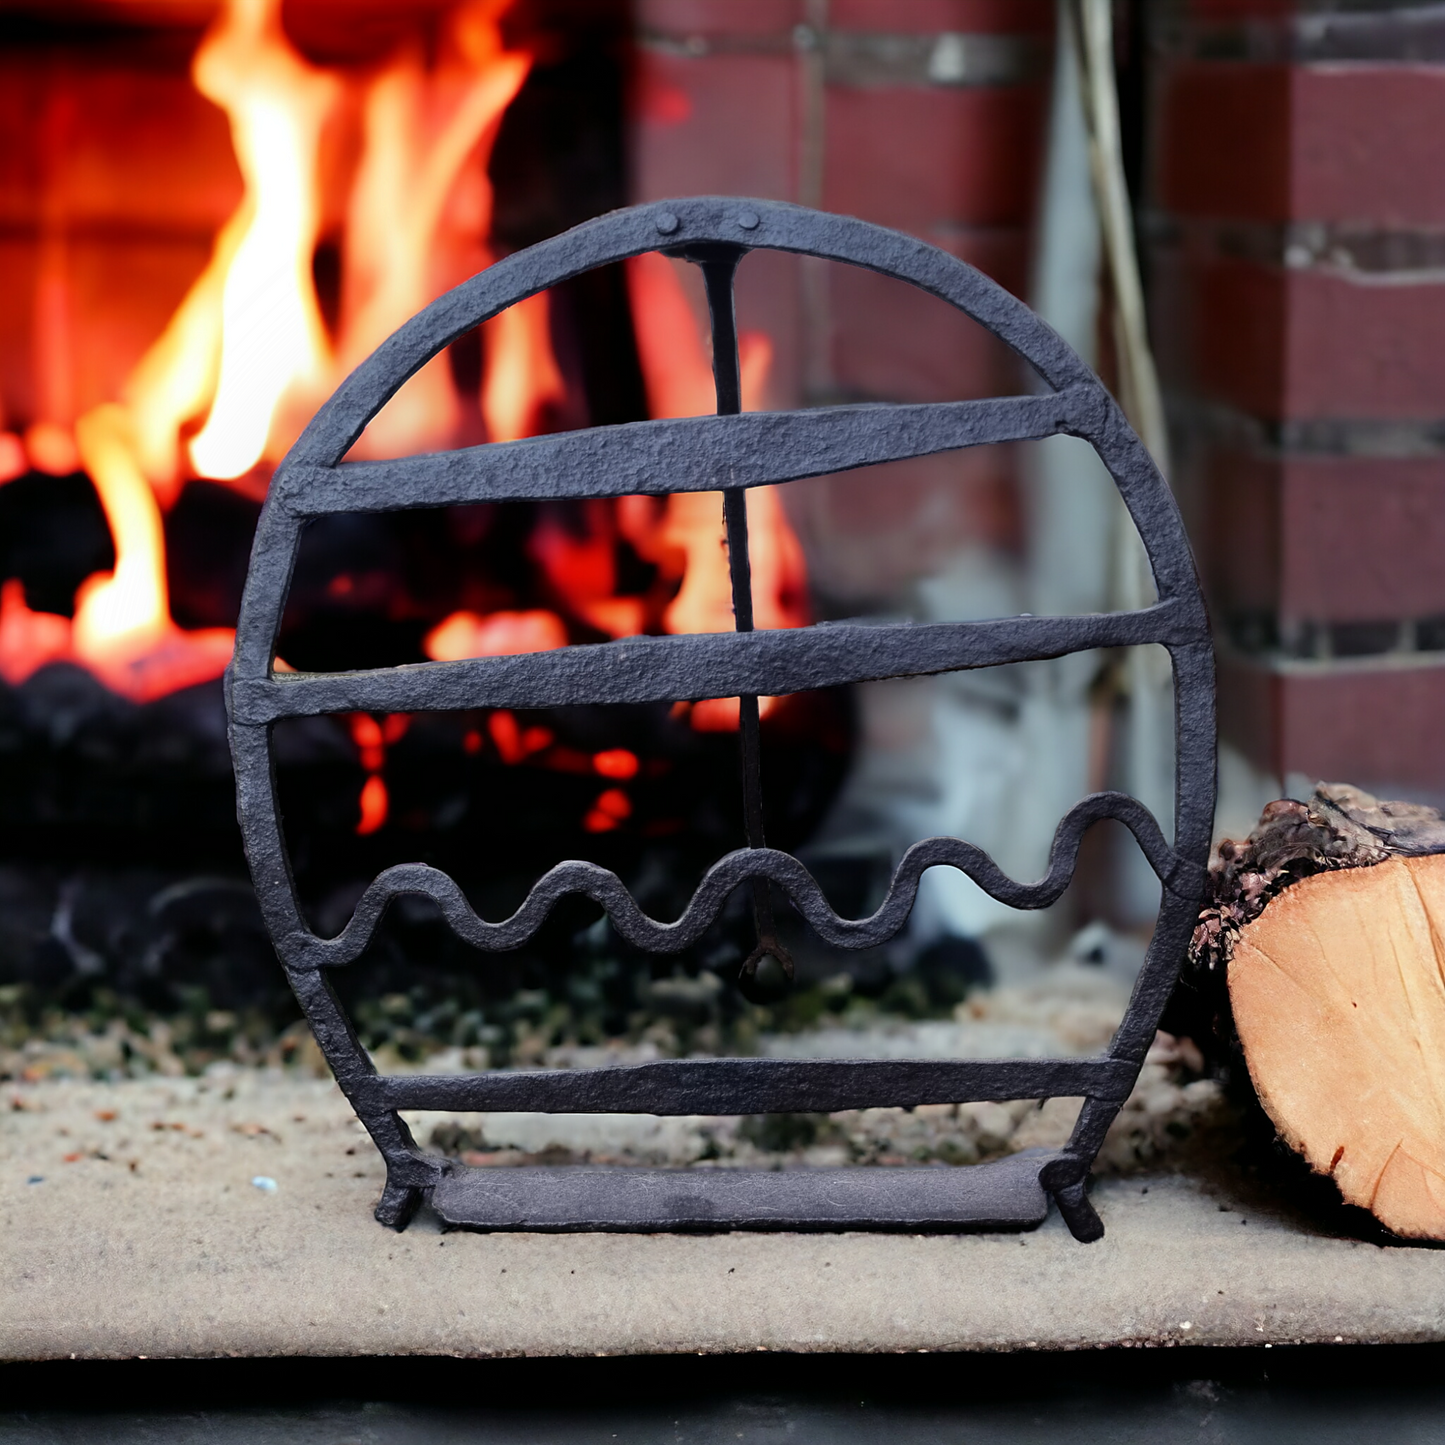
[231,603,1191,722]
[372,1056,1136,1116]
[273,390,1092,515]
[428,1153,1057,1233]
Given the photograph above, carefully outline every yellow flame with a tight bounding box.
[187,0,338,480]
[72,405,168,651]
[124,210,246,504]
[481,291,565,444]
[68,405,235,701]
[0,0,609,709]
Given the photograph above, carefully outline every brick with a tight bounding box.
[631,52,799,201]
[1291,67,1445,226]
[830,0,1052,33]
[1276,267,1445,420]
[782,446,1020,602]
[1181,0,1295,17]
[630,49,804,404]
[1155,61,1445,226]
[1198,449,1280,620]
[1154,62,1292,222]
[1204,452,1445,625]
[1152,251,1284,416]
[639,0,1052,38]
[1220,655,1445,793]
[823,85,1047,232]
[828,231,1030,404]
[1156,253,1445,421]
[631,47,1046,410]
[733,248,805,411]
[634,0,802,35]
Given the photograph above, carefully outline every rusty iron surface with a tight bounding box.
[226,197,1217,1242]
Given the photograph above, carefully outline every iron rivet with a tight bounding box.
[654,211,679,235]
[737,210,760,230]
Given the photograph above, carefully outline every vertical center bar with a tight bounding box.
[696,247,790,983]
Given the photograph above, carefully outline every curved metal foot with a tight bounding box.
[375,1177,425,1230]
[1038,1153,1104,1242]
[1051,1178,1104,1242]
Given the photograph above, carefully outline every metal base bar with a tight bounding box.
[428,1152,1058,1233]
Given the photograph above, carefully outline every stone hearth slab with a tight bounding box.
[4,1074,1443,1360]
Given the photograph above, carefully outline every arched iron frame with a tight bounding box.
[226,198,1215,1242]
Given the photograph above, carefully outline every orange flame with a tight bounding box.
[625,251,808,729]
[0,0,545,707]
[1,0,808,755]
[342,2,532,459]
[481,291,567,445]
[422,251,810,748]
[186,0,339,482]
[625,251,806,639]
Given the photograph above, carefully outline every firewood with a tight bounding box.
[1191,784,1445,1240]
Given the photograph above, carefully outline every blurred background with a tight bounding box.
[0,0,1440,1082]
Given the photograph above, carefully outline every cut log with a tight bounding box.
[1192,783,1445,1240]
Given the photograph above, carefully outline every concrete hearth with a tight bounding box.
[4,1073,1443,1361]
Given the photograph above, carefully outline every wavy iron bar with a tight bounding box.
[226,198,1217,1242]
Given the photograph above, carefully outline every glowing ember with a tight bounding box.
[346,713,410,835]
[0,580,70,685]
[424,609,569,662]
[592,748,639,780]
[583,785,633,833]
[0,432,24,484]
[21,422,78,478]
[356,774,389,835]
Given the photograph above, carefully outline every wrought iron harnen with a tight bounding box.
[226,198,1216,1242]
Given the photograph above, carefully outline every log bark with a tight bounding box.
[1191,783,1445,1239]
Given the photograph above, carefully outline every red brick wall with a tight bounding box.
[1150,1,1445,792]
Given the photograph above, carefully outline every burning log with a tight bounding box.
[1192,783,1445,1239]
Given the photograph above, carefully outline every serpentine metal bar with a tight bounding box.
[230,603,1191,723]
[266,791,1202,971]
[368,1056,1138,1116]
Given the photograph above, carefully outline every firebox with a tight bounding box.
[0,1,852,1029]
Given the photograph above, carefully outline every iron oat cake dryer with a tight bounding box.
[226,198,1216,1241]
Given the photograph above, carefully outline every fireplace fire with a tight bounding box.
[0,0,827,833]
[0,0,858,1048]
